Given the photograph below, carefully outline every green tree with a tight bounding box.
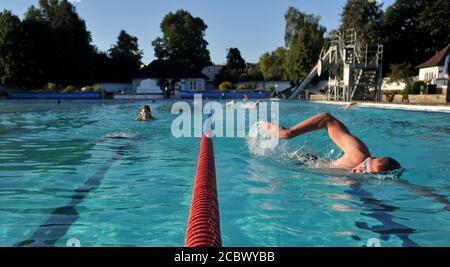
[152,10,211,70]
[388,63,413,84]
[340,0,383,47]
[93,50,113,83]
[226,48,246,72]
[19,6,54,86]
[382,0,450,74]
[259,47,287,81]
[215,48,247,84]
[36,0,95,85]
[240,63,263,81]
[108,30,143,82]
[0,11,23,85]
[284,7,326,84]
[284,7,304,48]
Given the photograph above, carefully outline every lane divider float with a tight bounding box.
[184,113,222,247]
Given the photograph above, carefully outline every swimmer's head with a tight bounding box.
[140,105,151,119]
[243,94,248,102]
[352,157,401,174]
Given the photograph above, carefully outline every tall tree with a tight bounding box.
[93,50,114,83]
[340,0,383,47]
[215,48,246,84]
[382,0,450,74]
[35,0,95,85]
[0,11,23,85]
[152,10,211,70]
[284,7,304,48]
[240,63,263,81]
[20,5,54,86]
[284,7,326,84]
[259,47,287,81]
[226,48,246,73]
[108,30,143,82]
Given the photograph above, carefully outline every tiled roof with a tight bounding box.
[416,43,450,69]
[137,60,208,79]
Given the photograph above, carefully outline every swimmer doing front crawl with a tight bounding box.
[261,112,401,174]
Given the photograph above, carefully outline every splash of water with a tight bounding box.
[247,121,280,156]
[247,122,329,169]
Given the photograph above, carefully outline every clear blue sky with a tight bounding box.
[1,0,394,64]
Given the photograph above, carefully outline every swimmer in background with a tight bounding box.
[226,99,262,109]
[226,100,236,107]
[345,102,358,109]
[248,99,262,109]
[135,105,155,121]
[261,112,401,174]
[243,94,249,103]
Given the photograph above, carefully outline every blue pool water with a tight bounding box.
[0,100,449,247]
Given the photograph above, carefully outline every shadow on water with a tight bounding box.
[16,144,129,247]
[343,179,420,247]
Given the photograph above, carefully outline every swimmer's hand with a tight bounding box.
[260,122,290,139]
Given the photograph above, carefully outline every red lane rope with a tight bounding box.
[184,134,222,247]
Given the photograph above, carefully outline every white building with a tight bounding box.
[132,60,208,98]
[417,43,449,94]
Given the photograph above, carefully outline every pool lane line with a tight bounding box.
[0,105,91,115]
[344,181,420,247]
[15,146,127,247]
[395,179,450,212]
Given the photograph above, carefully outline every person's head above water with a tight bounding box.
[243,94,248,102]
[352,157,401,174]
[142,104,151,115]
[136,105,151,121]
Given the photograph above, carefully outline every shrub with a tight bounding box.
[62,85,77,93]
[236,84,249,90]
[219,81,232,92]
[383,91,398,102]
[93,85,103,92]
[404,81,426,95]
[389,63,413,84]
[81,86,94,92]
[46,83,58,92]
[267,86,275,93]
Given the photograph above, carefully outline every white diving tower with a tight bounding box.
[288,29,384,102]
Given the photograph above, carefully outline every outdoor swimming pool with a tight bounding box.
[0,100,449,247]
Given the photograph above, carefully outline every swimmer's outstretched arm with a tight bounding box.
[262,113,370,159]
[249,100,262,110]
[262,112,337,139]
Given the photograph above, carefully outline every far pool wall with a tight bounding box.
[113,94,164,100]
[94,83,132,93]
[234,81,291,91]
[309,93,448,104]
[381,94,449,104]
[181,91,269,99]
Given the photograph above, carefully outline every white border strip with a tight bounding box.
[311,101,450,113]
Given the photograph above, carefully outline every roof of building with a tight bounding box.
[137,60,208,79]
[416,43,450,69]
